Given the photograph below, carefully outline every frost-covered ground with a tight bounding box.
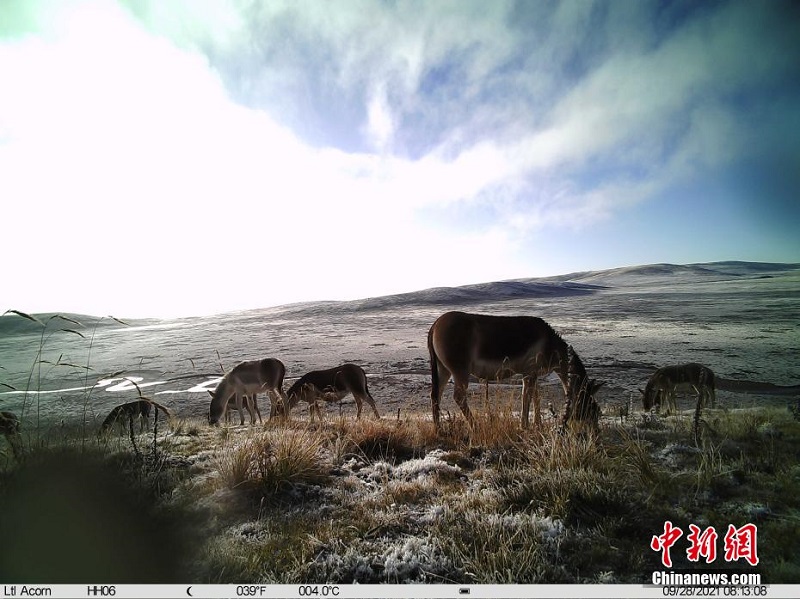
[145,400,800,584]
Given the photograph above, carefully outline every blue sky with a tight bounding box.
[1,0,798,318]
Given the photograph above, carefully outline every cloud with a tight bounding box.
[364,82,395,152]
[2,0,798,317]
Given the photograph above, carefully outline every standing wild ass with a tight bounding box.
[208,358,287,425]
[428,311,604,430]
[642,363,716,414]
[285,363,380,422]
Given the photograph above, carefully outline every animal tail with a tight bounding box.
[361,370,374,399]
[428,325,440,401]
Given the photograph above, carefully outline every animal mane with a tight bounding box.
[568,346,588,380]
[544,321,571,359]
[214,372,233,396]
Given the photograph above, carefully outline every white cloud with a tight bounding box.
[365,82,395,152]
[2,0,798,317]
[0,1,534,317]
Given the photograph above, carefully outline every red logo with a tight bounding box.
[651,522,759,567]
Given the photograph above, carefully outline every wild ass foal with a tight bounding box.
[285,363,380,422]
[428,311,604,430]
[1,411,22,459]
[100,399,172,433]
[642,363,716,415]
[208,358,287,425]
[0,411,20,436]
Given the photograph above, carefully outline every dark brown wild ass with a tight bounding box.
[642,363,716,414]
[428,311,603,430]
[285,363,380,422]
[208,358,287,425]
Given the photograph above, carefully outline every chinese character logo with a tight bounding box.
[651,521,683,568]
[687,524,718,563]
[724,523,759,566]
[651,522,759,567]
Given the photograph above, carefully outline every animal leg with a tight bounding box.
[367,392,381,419]
[309,401,322,423]
[275,390,289,420]
[664,387,676,415]
[249,393,263,424]
[353,391,381,420]
[452,376,474,426]
[354,395,363,419]
[521,376,538,429]
[268,390,279,420]
[234,392,246,425]
[431,362,451,431]
[653,387,663,413]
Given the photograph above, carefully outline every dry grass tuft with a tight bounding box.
[215,428,329,495]
[339,417,419,463]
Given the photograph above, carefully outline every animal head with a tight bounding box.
[207,389,222,425]
[562,346,603,426]
[574,379,604,423]
[285,380,316,409]
[640,383,660,411]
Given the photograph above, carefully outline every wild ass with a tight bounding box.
[0,411,20,436]
[642,363,716,414]
[0,411,22,459]
[428,311,604,430]
[285,363,380,422]
[100,399,172,433]
[208,358,287,425]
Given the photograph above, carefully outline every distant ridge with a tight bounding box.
[348,261,799,310]
[4,261,797,325]
[0,312,142,338]
[346,280,603,311]
[543,261,799,286]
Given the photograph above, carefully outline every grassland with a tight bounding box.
[3,393,800,584]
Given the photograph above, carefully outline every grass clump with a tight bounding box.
[215,427,329,496]
[4,398,800,584]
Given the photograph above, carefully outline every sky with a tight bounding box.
[1,0,799,319]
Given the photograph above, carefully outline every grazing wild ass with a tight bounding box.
[428,311,604,430]
[208,358,287,425]
[285,363,380,422]
[0,411,22,459]
[642,363,716,414]
[100,399,172,433]
[1,411,20,436]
